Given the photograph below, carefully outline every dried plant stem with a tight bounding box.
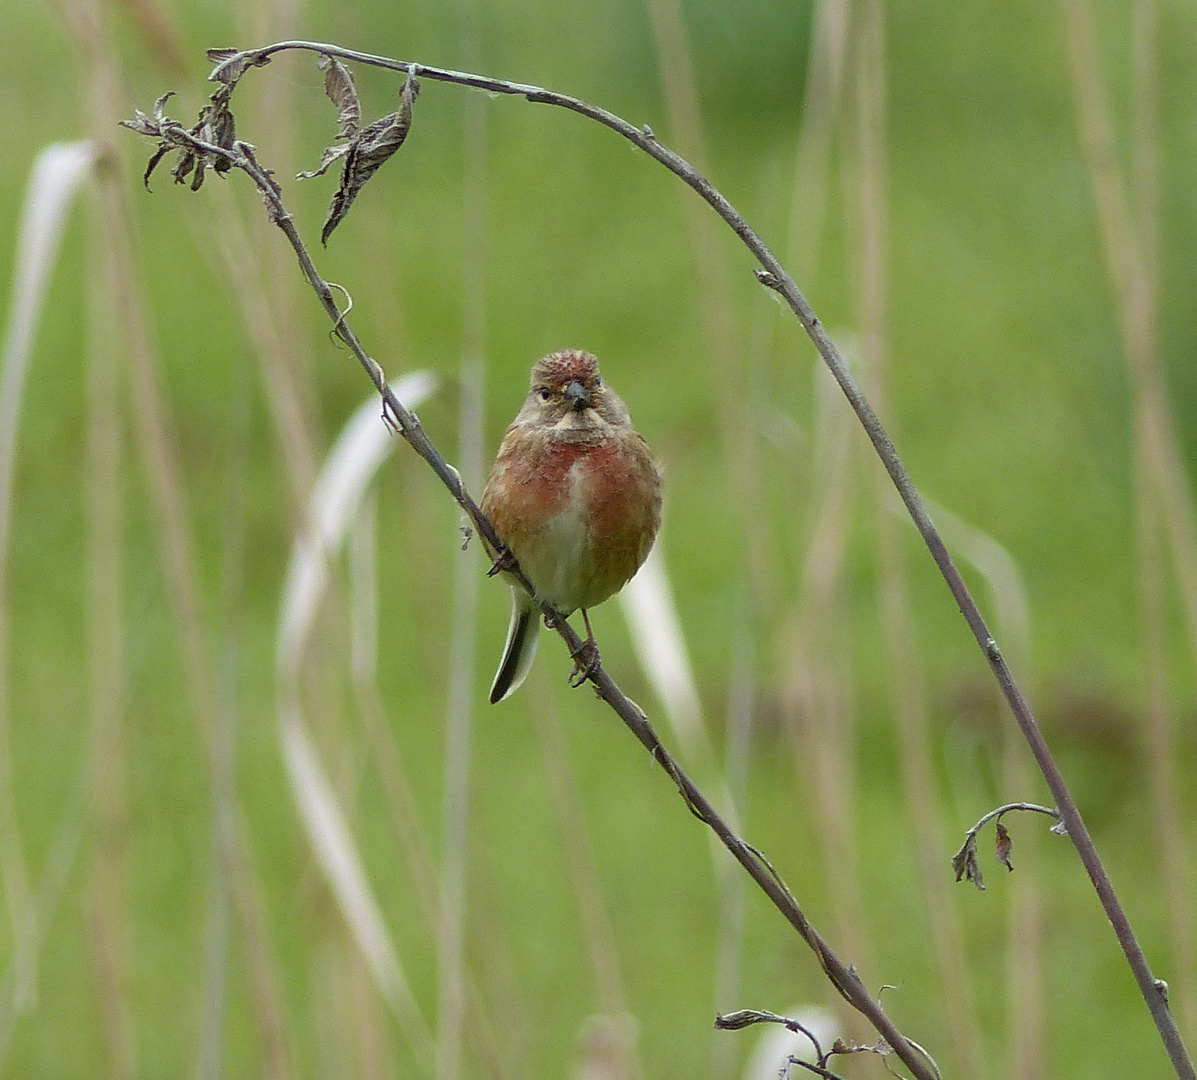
[437,9,488,1069]
[130,40,1194,1077]
[86,162,136,1080]
[129,110,939,1080]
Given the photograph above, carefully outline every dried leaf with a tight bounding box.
[319,54,361,138]
[995,820,1014,871]
[951,833,985,891]
[207,48,272,86]
[297,143,350,181]
[320,73,420,246]
[714,1010,768,1031]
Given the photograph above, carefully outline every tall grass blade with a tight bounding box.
[0,140,97,1013]
[277,374,436,678]
[280,704,431,1063]
[276,376,437,1070]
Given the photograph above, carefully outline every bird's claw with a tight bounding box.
[568,638,600,688]
[487,547,517,577]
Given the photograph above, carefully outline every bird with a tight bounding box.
[480,349,662,703]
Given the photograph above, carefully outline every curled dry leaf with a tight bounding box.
[714,1010,768,1032]
[206,47,272,86]
[995,820,1014,872]
[125,85,240,192]
[321,53,361,138]
[951,832,984,891]
[297,54,364,182]
[319,72,420,246]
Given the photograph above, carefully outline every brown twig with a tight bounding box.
[122,41,1197,1078]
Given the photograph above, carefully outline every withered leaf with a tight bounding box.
[951,833,985,891]
[297,143,350,181]
[320,72,420,246]
[319,54,361,138]
[207,48,272,86]
[995,820,1014,872]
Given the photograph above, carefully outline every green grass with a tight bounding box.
[1,0,1196,1076]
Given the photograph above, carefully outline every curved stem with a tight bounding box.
[131,42,1196,1078]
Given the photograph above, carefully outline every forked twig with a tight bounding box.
[121,40,1196,1080]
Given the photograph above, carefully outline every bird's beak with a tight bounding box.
[564,380,591,411]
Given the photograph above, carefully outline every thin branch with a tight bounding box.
[123,41,1197,1079]
[124,98,937,1080]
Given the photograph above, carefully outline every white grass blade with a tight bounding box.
[276,374,437,1069]
[0,140,97,1014]
[1,142,98,539]
[617,541,706,757]
[280,706,431,1058]
[276,372,436,680]
[618,541,743,840]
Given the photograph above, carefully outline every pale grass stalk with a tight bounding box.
[345,495,399,1077]
[0,768,88,1066]
[438,10,488,1064]
[529,671,641,1080]
[280,707,432,1065]
[643,0,776,610]
[712,599,754,1080]
[616,545,749,1075]
[1132,0,1196,1043]
[352,667,518,1080]
[1060,0,1197,1040]
[76,44,301,1063]
[86,151,135,1080]
[785,0,852,279]
[783,358,874,1036]
[891,489,1046,1075]
[197,363,254,1080]
[235,0,321,465]
[207,185,320,506]
[853,3,985,1075]
[346,493,513,1078]
[437,357,484,1080]
[0,140,96,1014]
[1002,734,1045,1080]
[229,816,298,1080]
[277,382,437,1070]
[617,545,709,767]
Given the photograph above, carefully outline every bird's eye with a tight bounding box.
[593,376,602,387]
[537,386,551,401]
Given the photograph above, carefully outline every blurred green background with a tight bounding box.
[1,0,1196,1077]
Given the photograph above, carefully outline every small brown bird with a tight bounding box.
[481,349,662,703]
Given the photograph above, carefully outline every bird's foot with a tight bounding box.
[568,609,600,688]
[568,638,600,687]
[486,546,517,578]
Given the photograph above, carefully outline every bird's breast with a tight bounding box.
[482,431,661,613]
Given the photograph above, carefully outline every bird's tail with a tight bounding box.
[489,588,540,703]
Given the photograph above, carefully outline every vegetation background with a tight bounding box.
[0,0,1195,1077]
